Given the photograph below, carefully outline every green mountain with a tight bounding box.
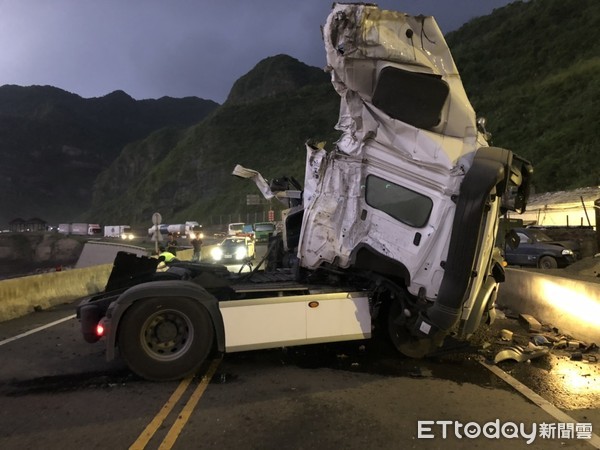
[91,0,600,228]
[445,0,600,192]
[87,55,337,226]
[0,85,218,226]
[4,0,599,229]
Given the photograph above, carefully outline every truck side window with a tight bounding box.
[372,66,449,130]
[365,175,433,228]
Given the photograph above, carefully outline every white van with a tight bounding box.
[227,222,245,236]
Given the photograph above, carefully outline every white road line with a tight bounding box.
[480,360,600,449]
[0,314,76,347]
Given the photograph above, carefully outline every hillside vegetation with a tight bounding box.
[87,55,339,225]
[3,0,598,228]
[446,0,600,191]
[0,86,218,225]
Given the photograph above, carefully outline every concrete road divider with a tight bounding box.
[497,268,600,345]
[0,249,194,323]
[0,264,113,322]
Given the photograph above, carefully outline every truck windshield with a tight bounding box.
[255,223,274,232]
[365,175,433,228]
[228,223,244,233]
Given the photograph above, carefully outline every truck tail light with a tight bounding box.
[96,323,105,337]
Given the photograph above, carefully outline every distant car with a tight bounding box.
[211,236,255,263]
[504,228,578,269]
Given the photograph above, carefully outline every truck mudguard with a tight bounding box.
[103,280,225,361]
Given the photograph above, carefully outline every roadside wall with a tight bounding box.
[0,249,193,323]
[0,264,113,322]
[497,268,600,344]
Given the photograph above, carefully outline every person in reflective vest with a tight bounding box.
[158,246,178,263]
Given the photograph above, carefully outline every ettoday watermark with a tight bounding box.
[417,420,594,444]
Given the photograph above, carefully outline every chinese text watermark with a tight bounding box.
[417,420,593,444]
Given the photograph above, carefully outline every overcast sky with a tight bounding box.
[1,0,514,104]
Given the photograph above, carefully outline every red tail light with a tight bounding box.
[96,323,105,336]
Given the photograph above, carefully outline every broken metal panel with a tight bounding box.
[298,3,490,300]
[323,3,479,142]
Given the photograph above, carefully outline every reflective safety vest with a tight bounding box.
[159,251,176,262]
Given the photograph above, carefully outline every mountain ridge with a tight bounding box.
[2,0,598,228]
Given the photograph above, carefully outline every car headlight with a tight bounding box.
[211,247,223,261]
[562,249,574,256]
[235,246,247,260]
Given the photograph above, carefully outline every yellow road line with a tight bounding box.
[129,376,193,450]
[159,358,222,450]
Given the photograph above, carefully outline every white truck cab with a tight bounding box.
[77,3,532,381]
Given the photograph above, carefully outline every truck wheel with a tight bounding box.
[538,256,558,269]
[118,297,214,381]
[387,299,410,352]
[387,299,434,358]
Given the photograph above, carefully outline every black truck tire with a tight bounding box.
[118,297,214,381]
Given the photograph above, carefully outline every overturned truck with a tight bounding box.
[77,3,532,381]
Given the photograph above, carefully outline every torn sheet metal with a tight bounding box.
[297,3,489,301]
[232,164,275,200]
[494,345,550,364]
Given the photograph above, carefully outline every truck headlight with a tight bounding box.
[235,246,247,260]
[562,249,574,256]
[212,247,223,261]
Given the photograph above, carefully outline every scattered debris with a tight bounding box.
[500,329,513,341]
[570,352,583,361]
[584,343,598,353]
[493,344,549,364]
[519,313,542,332]
[531,335,552,346]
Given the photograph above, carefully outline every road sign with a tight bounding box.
[246,194,261,206]
[152,212,162,225]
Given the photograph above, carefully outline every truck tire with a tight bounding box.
[118,297,214,381]
[387,299,409,353]
[387,299,435,358]
[538,256,558,269]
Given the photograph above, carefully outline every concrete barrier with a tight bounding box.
[0,264,113,322]
[0,249,193,323]
[497,268,600,344]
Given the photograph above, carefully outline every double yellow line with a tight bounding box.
[129,358,222,450]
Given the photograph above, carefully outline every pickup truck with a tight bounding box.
[77,3,532,381]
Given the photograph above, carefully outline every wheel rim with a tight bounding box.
[139,309,194,361]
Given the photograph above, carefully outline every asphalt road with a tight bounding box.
[1,295,599,450]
